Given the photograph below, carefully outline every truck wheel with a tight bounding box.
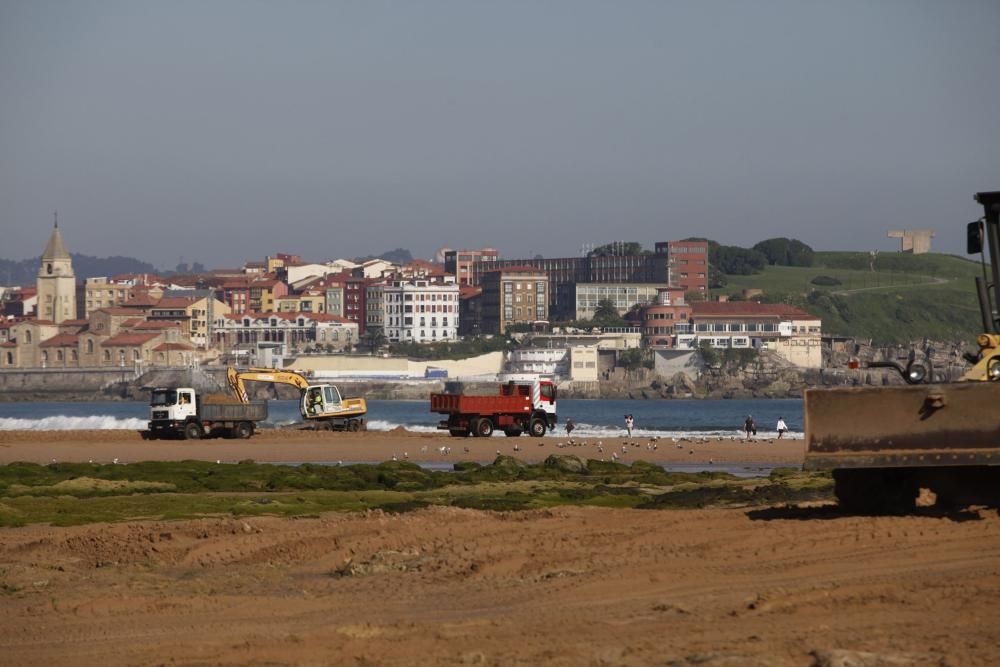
[474,418,494,438]
[183,422,204,440]
[504,428,522,437]
[348,419,361,432]
[834,469,916,515]
[529,418,547,438]
[233,422,253,439]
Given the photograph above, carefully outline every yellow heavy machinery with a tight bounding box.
[227,367,368,431]
[804,191,1000,512]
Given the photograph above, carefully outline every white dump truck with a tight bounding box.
[144,387,268,440]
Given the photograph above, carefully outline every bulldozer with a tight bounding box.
[804,191,1000,512]
[227,367,368,431]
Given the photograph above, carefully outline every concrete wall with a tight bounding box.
[284,351,504,380]
[653,349,702,380]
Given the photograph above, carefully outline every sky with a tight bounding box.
[2,0,999,270]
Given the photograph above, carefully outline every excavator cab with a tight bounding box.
[303,384,345,417]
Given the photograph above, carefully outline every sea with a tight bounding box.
[0,398,803,440]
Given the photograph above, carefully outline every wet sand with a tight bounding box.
[0,428,806,467]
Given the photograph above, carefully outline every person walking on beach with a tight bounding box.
[776,416,787,439]
[565,418,575,435]
[625,414,634,438]
[744,415,755,440]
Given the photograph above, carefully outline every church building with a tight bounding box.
[36,218,77,324]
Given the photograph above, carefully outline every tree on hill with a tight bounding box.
[588,241,649,257]
[753,238,815,267]
[681,237,766,276]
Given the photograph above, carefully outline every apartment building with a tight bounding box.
[382,275,459,343]
[84,276,165,318]
[365,282,385,333]
[444,248,498,286]
[480,267,549,335]
[654,240,709,295]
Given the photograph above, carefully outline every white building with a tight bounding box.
[676,302,822,368]
[215,311,359,355]
[383,275,459,343]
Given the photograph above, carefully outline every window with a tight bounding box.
[87,340,94,354]
[71,350,78,361]
[104,350,111,361]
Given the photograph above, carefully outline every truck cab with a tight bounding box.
[150,387,198,424]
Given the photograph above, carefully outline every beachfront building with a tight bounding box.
[215,311,359,355]
[382,274,459,344]
[637,287,691,348]
[680,302,823,367]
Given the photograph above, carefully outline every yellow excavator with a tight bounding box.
[803,191,1000,512]
[227,367,368,431]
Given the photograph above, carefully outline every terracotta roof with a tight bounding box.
[153,296,200,309]
[0,342,15,348]
[132,320,180,330]
[153,342,195,351]
[101,332,161,347]
[690,302,817,320]
[40,333,79,347]
[121,318,143,328]
[459,286,483,298]
[122,294,160,307]
[95,307,140,316]
[61,319,88,326]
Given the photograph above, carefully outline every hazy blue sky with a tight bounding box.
[2,0,998,270]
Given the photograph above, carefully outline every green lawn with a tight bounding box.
[710,252,987,344]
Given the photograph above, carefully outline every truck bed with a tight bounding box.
[198,401,268,422]
[804,383,1000,470]
[430,393,533,415]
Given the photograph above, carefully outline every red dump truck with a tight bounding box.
[430,379,557,437]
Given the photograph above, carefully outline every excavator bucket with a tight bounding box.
[804,382,1000,470]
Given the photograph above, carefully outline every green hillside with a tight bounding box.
[713,252,987,344]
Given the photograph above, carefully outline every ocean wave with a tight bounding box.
[0,416,148,431]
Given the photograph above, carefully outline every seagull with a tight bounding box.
[404,451,409,459]
[216,459,221,464]
[112,457,119,464]
[513,443,520,451]
[392,454,397,461]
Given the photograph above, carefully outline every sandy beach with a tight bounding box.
[2,429,998,665]
[0,428,806,467]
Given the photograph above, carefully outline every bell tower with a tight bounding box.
[36,212,77,324]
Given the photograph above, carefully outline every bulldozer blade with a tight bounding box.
[804,382,1000,470]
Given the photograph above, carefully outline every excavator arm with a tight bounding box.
[227,367,312,403]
